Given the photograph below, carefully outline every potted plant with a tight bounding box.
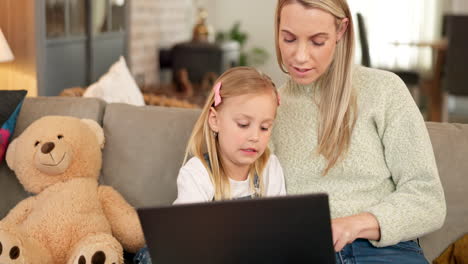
[216,22,269,67]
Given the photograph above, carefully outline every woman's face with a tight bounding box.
[278,2,347,85]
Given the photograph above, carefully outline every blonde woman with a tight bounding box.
[271,0,446,263]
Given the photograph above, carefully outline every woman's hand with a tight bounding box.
[331,212,381,252]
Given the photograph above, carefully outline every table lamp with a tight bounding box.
[0,29,14,62]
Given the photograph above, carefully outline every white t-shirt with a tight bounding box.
[173,154,286,204]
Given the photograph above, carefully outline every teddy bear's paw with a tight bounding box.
[74,250,120,264]
[68,233,123,264]
[68,243,123,264]
[0,228,53,264]
[0,229,26,264]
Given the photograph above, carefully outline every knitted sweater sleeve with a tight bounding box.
[364,72,446,247]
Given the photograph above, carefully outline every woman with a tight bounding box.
[271,0,446,263]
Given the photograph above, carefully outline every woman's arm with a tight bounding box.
[332,72,446,250]
[364,72,446,247]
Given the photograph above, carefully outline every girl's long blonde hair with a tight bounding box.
[275,0,357,175]
[183,66,279,200]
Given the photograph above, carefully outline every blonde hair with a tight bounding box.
[183,66,279,200]
[275,0,357,175]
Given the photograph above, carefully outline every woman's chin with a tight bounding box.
[286,68,319,85]
[290,75,317,86]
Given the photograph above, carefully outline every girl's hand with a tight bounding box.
[331,212,381,252]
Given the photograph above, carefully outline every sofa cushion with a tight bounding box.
[13,97,106,137]
[420,122,468,261]
[101,103,200,208]
[0,97,106,218]
[83,57,145,106]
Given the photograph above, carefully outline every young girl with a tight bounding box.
[134,66,286,263]
[174,66,286,203]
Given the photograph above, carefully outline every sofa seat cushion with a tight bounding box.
[101,103,200,208]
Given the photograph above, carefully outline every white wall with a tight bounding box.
[197,0,287,86]
[451,0,468,14]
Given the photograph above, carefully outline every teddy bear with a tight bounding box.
[0,116,145,264]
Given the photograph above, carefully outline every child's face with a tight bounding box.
[209,91,277,170]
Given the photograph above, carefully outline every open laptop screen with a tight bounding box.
[138,193,335,264]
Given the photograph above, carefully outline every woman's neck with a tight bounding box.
[286,78,319,96]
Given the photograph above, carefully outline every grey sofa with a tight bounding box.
[0,97,467,262]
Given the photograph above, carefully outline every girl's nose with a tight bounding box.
[249,129,260,142]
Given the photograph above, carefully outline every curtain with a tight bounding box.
[348,0,442,73]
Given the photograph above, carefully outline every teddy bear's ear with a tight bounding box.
[6,139,17,171]
[81,119,105,149]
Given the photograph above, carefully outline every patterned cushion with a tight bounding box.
[0,90,27,161]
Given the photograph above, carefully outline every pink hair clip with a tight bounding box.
[213,82,222,107]
[277,94,281,106]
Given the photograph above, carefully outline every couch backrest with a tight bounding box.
[0,97,106,218]
[419,122,468,261]
[101,103,200,208]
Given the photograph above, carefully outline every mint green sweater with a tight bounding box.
[271,66,446,247]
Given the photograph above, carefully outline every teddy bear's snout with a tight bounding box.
[34,141,73,176]
[41,142,55,154]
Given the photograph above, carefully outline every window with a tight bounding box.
[349,0,441,72]
[46,0,126,39]
[46,0,65,38]
[70,0,86,36]
[111,0,126,32]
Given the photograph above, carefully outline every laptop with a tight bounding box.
[137,193,336,264]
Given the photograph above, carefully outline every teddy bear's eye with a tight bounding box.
[57,135,64,139]
[34,141,40,147]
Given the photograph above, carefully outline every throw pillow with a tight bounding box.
[83,56,145,106]
[0,90,27,162]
